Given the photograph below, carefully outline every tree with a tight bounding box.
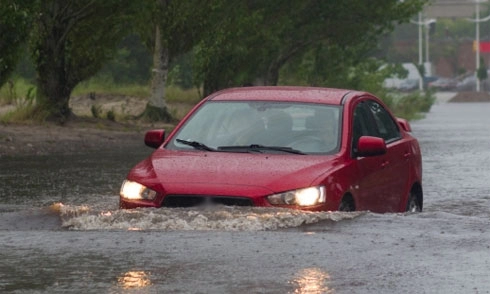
[96,34,152,85]
[31,0,138,122]
[477,56,488,90]
[137,0,217,122]
[193,1,277,96]
[194,0,427,95]
[0,0,36,88]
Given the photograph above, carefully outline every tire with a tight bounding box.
[339,196,355,212]
[406,191,422,212]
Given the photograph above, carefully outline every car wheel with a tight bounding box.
[406,191,422,212]
[339,196,355,212]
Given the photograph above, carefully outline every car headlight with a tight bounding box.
[120,180,157,200]
[267,186,326,206]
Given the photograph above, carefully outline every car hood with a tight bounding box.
[129,149,340,194]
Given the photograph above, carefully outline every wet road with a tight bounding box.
[1,100,490,293]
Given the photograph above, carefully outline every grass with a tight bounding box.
[0,78,40,123]
[1,77,434,124]
[0,104,48,124]
[0,78,202,124]
[165,86,201,104]
[72,80,150,98]
[71,79,201,121]
[72,79,201,104]
[0,78,36,106]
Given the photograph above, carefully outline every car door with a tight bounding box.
[351,99,408,212]
[365,99,410,212]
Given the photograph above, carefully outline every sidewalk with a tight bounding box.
[434,92,457,104]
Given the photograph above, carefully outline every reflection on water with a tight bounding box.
[0,151,149,207]
[291,268,333,294]
[117,271,152,290]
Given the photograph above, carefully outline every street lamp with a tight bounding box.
[425,18,436,75]
[466,0,490,92]
[411,13,436,91]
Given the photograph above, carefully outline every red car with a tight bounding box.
[120,86,423,213]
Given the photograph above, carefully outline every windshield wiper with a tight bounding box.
[176,139,216,151]
[218,144,305,155]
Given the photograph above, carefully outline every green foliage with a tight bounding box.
[477,57,488,81]
[0,0,37,88]
[90,105,122,122]
[129,0,219,121]
[0,100,48,123]
[96,35,152,84]
[73,78,149,98]
[281,47,434,120]
[193,0,426,95]
[392,91,435,120]
[31,0,140,122]
[0,77,36,105]
[0,80,17,105]
[106,110,116,121]
[385,3,490,70]
[133,0,217,61]
[165,86,201,104]
[140,103,173,123]
[91,105,102,118]
[168,53,195,89]
[12,48,36,82]
[432,5,490,41]
[2,0,430,123]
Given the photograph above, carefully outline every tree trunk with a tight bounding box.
[264,62,280,86]
[35,30,73,123]
[143,25,172,122]
[203,74,222,97]
[36,70,73,122]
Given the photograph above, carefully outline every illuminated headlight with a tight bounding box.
[120,180,157,200]
[267,186,326,206]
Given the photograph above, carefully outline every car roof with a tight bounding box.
[206,86,367,105]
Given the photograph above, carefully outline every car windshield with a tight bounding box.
[166,101,341,155]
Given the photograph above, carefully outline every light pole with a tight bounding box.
[475,0,482,91]
[467,0,490,92]
[418,12,423,70]
[418,13,424,91]
[411,13,436,91]
[425,18,436,76]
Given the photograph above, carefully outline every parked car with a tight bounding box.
[455,74,490,91]
[120,86,423,213]
[423,76,439,88]
[398,79,419,92]
[456,75,477,91]
[428,77,457,91]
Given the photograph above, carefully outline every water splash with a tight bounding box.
[58,205,365,231]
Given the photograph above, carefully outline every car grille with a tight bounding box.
[162,195,254,208]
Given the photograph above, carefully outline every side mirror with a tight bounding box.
[396,118,412,132]
[356,136,386,157]
[144,129,165,148]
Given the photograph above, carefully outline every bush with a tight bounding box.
[91,105,102,118]
[392,91,435,120]
[106,109,116,121]
[0,78,36,106]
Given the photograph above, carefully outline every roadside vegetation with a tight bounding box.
[0,0,432,126]
[0,77,434,124]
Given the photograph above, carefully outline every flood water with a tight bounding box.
[1,100,490,293]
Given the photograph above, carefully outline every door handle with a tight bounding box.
[403,152,411,158]
[381,161,390,168]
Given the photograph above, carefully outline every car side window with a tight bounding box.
[352,102,376,153]
[366,100,400,142]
